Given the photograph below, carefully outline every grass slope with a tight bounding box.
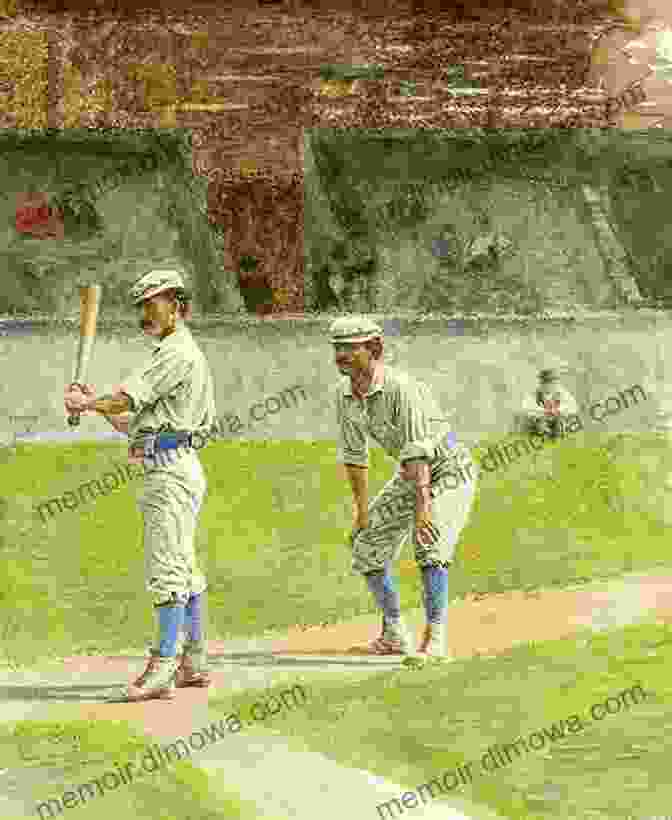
[0,432,670,667]
[0,715,279,820]
[207,618,672,820]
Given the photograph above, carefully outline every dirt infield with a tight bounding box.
[4,569,668,740]
[3,569,671,819]
[271,570,672,657]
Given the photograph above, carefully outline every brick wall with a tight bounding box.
[0,0,623,314]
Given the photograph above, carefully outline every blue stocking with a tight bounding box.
[185,592,203,642]
[421,564,449,624]
[364,566,401,622]
[156,603,186,658]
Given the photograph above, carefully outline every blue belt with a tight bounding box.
[142,432,194,459]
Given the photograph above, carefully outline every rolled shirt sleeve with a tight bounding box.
[336,390,369,467]
[119,351,193,415]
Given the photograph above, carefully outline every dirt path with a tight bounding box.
[2,569,672,819]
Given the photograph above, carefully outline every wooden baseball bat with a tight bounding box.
[68,284,102,427]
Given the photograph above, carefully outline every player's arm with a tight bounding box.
[98,384,134,435]
[102,411,131,436]
[119,352,192,413]
[64,385,131,417]
[400,458,432,517]
[336,388,370,529]
[403,457,434,546]
[397,383,440,540]
[400,458,431,487]
[345,464,369,528]
[398,382,439,486]
[88,392,132,416]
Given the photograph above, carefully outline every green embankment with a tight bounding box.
[1,432,670,667]
[0,715,278,820]
[208,618,672,820]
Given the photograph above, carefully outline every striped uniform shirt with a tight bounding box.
[335,365,472,484]
[120,323,218,451]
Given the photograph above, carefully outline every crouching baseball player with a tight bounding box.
[331,316,478,668]
[521,368,579,440]
[63,269,217,701]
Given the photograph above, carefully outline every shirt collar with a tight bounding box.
[152,322,189,353]
[342,363,386,398]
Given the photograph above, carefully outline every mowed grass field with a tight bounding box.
[205,617,672,820]
[0,715,281,820]
[0,430,671,668]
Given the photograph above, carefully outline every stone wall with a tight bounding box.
[0,132,243,315]
[304,129,672,313]
[1,313,668,443]
[374,178,617,314]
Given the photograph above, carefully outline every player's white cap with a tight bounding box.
[130,269,186,305]
[329,315,383,344]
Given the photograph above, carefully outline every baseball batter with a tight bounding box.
[63,269,217,701]
[521,368,579,440]
[332,316,478,667]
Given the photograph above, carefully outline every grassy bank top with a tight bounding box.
[2,308,672,333]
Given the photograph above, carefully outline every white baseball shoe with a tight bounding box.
[402,624,453,669]
[123,656,177,701]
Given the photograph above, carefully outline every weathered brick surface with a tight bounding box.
[0,0,628,313]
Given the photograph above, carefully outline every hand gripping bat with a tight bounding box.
[67,284,102,427]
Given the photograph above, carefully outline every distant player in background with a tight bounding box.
[521,368,579,440]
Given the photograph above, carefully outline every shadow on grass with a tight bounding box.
[0,683,127,702]
[212,651,403,667]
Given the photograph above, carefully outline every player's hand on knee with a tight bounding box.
[415,509,439,547]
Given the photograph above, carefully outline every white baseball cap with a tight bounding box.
[130,269,186,305]
[329,316,384,344]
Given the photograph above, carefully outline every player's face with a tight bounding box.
[333,342,372,375]
[138,292,178,338]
